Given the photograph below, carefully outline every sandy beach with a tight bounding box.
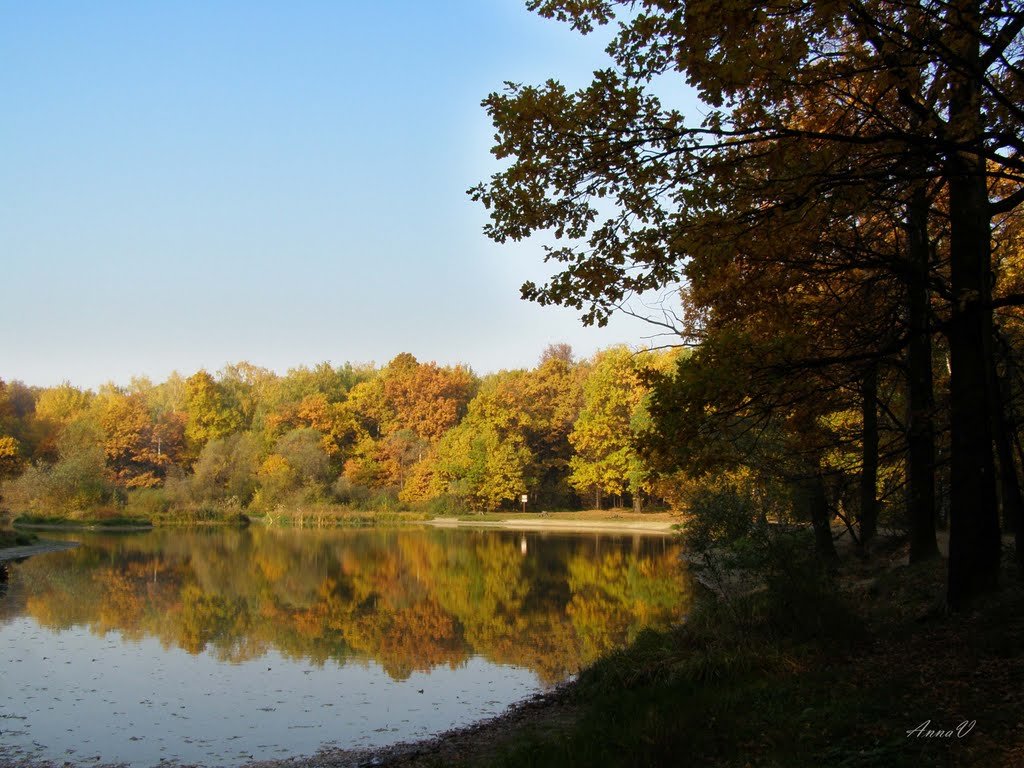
[426,511,679,536]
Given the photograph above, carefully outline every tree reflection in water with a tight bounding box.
[5,527,690,684]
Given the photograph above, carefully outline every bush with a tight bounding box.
[1,445,116,516]
[682,475,859,643]
[365,490,402,513]
[124,487,172,518]
[423,493,471,516]
[189,432,261,505]
[331,476,371,505]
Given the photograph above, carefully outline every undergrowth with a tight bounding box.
[480,553,1023,768]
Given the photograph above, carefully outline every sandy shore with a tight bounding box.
[426,515,678,536]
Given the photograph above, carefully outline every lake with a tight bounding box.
[0,525,689,767]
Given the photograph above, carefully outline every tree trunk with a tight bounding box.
[633,492,642,514]
[594,486,602,511]
[1011,426,1024,575]
[947,166,1001,607]
[945,9,1001,607]
[905,186,940,562]
[992,355,1024,575]
[859,363,879,551]
[795,473,838,566]
[812,476,838,567]
[991,358,1024,537]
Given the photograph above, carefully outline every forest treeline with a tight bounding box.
[0,345,683,518]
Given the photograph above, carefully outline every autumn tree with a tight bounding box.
[257,362,370,425]
[264,392,358,461]
[0,380,27,479]
[98,392,166,488]
[189,432,262,505]
[350,353,476,443]
[3,418,115,514]
[256,427,333,506]
[146,372,188,419]
[473,0,1024,607]
[406,350,589,512]
[426,383,535,511]
[184,371,242,457]
[35,383,93,426]
[569,347,670,511]
[217,362,276,432]
[343,355,477,495]
[0,379,47,462]
[520,348,588,506]
[0,435,21,481]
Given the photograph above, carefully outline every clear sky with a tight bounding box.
[1,0,671,389]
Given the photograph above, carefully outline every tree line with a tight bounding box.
[0,345,680,517]
[471,0,1024,608]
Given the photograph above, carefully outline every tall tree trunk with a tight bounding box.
[795,473,838,566]
[993,353,1024,575]
[991,357,1024,540]
[812,475,838,567]
[945,4,1001,607]
[1000,339,1024,574]
[859,363,879,551]
[905,186,940,562]
[1011,426,1024,575]
[594,486,602,511]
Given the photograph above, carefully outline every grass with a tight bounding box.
[444,550,1024,768]
[254,505,431,528]
[16,490,670,530]
[12,513,153,529]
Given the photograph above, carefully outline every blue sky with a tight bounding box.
[1,1,674,389]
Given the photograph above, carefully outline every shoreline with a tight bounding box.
[426,516,677,535]
[0,686,576,768]
[12,523,153,532]
[243,686,576,768]
[0,539,80,563]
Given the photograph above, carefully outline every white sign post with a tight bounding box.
[520,493,528,513]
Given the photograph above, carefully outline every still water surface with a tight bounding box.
[0,526,688,766]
